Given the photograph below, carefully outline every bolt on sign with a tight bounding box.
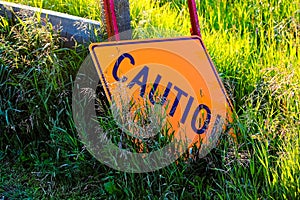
[89,36,233,158]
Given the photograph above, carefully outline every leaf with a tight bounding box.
[104,181,117,195]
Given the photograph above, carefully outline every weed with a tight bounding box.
[0,0,299,199]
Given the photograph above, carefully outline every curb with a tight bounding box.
[0,1,103,47]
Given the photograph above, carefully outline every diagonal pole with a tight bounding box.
[187,0,202,38]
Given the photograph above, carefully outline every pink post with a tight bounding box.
[187,0,202,38]
[103,0,120,41]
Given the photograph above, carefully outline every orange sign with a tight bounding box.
[89,36,233,156]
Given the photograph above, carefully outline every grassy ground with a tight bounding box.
[1,0,299,199]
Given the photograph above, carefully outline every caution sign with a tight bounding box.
[89,36,233,157]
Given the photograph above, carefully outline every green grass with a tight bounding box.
[1,0,299,199]
[6,0,102,20]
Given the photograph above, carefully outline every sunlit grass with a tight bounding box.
[1,0,299,199]
[5,0,102,20]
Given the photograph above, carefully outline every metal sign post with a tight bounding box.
[102,0,120,41]
[187,0,202,38]
[103,0,201,40]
